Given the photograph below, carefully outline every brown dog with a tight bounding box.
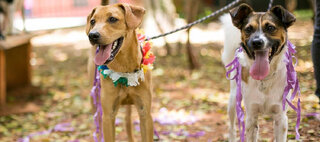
[86,3,154,142]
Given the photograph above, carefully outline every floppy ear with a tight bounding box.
[270,5,296,28]
[86,8,96,35]
[118,3,145,29]
[229,3,253,29]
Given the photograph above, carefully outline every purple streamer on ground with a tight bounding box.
[18,122,75,142]
[225,47,245,142]
[160,129,205,138]
[225,41,301,141]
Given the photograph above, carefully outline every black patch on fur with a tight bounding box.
[241,42,253,59]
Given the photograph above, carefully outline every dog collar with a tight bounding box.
[98,29,155,87]
[98,65,144,87]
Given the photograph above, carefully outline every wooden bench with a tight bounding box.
[0,34,34,106]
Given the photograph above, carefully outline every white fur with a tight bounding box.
[220,14,241,65]
[221,14,290,142]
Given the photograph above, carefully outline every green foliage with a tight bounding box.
[294,9,314,21]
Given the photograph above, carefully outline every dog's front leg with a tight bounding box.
[245,106,259,142]
[133,91,154,142]
[101,88,121,142]
[125,105,135,142]
[273,113,288,142]
[228,82,237,142]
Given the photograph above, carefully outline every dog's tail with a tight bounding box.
[220,14,241,66]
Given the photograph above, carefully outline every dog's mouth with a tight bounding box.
[251,47,276,62]
[94,37,124,65]
[249,48,274,80]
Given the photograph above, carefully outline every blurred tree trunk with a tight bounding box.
[149,0,176,55]
[185,0,200,70]
[101,0,109,5]
[285,0,297,12]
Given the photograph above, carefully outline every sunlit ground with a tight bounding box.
[0,15,320,142]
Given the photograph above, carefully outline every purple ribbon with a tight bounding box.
[91,47,104,142]
[225,47,245,142]
[283,41,301,140]
[225,41,301,141]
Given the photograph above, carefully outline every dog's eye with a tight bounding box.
[90,19,95,25]
[108,17,118,23]
[244,26,253,34]
[266,25,276,32]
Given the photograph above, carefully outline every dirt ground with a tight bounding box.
[0,18,319,142]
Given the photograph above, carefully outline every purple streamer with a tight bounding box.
[225,47,245,142]
[90,47,104,142]
[154,128,161,140]
[306,112,320,117]
[283,41,301,140]
[225,41,301,141]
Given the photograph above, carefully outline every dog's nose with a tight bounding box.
[252,38,264,49]
[89,32,100,41]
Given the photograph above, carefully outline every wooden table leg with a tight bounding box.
[26,42,31,85]
[0,50,6,106]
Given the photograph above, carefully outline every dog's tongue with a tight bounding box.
[94,44,112,65]
[249,50,270,80]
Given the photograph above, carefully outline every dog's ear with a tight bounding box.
[86,8,96,35]
[270,5,296,28]
[118,3,145,29]
[229,3,253,29]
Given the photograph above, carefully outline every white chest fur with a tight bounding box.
[239,47,289,115]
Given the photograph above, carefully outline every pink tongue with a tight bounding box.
[94,44,112,65]
[249,50,270,80]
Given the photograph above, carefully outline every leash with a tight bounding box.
[145,0,275,41]
[145,0,243,41]
[225,41,301,141]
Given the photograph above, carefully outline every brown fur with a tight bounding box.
[241,67,249,83]
[86,3,154,142]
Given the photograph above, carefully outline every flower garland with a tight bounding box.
[97,29,155,87]
[137,29,156,73]
[98,65,144,87]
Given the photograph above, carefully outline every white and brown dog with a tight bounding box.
[221,3,296,142]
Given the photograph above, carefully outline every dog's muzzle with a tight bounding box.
[88,32,100,43]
